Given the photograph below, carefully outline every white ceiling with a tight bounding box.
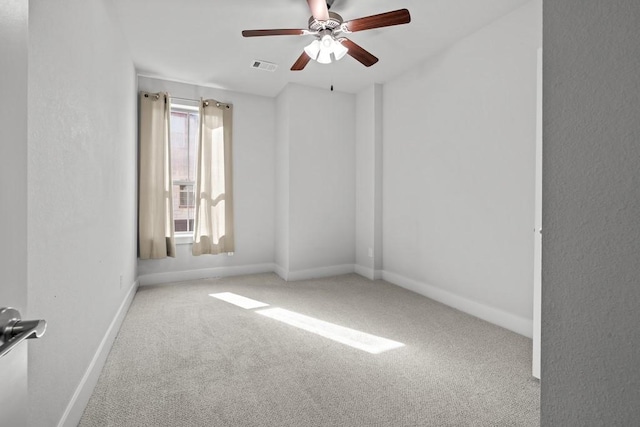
[109,0,530,97]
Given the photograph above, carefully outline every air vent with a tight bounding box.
[251,60,278,72]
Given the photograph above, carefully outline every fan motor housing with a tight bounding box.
[308,11,343,32]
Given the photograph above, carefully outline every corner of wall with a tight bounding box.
[354,264,382,281]
[273,264,288,281]
[286,264,355,282]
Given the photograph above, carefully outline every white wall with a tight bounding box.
[275,89,290,273]
[136,77,276,284]
[381,0,542,336]
[355,84,383,279]
[275,84,356,279]
[27,0,137,425]
[542,0,640,423]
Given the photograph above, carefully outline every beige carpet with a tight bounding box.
[79,273,539,426]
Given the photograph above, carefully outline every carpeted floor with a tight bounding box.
[79,273,539,426]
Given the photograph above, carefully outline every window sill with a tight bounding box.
[175,233,193,245]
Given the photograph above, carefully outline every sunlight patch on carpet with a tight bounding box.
[209,292,269,309]
[255,307,405,354]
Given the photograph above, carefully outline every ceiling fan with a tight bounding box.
[241,0,411,71]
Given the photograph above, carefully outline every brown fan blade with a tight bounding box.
[242,29,308,37]
[341,38,378,67]
[307,0,329,21]
[343,9,411,33]
[291,52,311,71]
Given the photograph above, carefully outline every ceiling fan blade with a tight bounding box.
[307,0,329,21]
[291,52,312,71]
[242,29,309,37]
[341,39,378,67]
[343,9,411,33]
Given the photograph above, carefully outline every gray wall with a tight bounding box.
[28,0,138,425]
[541,0,640,424]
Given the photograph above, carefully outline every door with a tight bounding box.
[1,0,30,424]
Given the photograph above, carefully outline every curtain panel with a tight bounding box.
[138,92,176,259]
[192,99,235,255]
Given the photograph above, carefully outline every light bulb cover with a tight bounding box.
[321,34,333,48]
[306,34,348,64]
[317,49,332,64]
[304,40,321,60]
[333,40,348,61]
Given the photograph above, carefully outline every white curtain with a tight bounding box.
[138,92,176,259]
[192,99,234,255]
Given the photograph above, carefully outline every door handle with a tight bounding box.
[0,307,47,359]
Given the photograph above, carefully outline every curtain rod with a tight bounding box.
[171,95,231,109]
[141,92,231,109]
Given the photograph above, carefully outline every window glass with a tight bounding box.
[170,105,198,233]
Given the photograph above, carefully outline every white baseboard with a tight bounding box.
[58,279,139,427]
[354,264,383,281]
[138,263,276,286]
[285,264,355,281]
[382,270,533,338]
[140,263,356,284]
[273,264,288,281]
[139,263,355,285]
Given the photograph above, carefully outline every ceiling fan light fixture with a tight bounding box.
[317,48,332,64]
[333,39,348,60]
[321,34,333,48]
[305,33,348,65]
[304,39,321,60]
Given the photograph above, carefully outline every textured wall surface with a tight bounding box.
[288,84,356,272]
[355,84,383,277]
[276,84,356,274]
[275,88,291,272]
[542,0,640,424]
[382,1,541,329]
[28,0,137,425]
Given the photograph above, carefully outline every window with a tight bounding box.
[179,184,194,208]
[170,103,198,234]
[139,93,233,256]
